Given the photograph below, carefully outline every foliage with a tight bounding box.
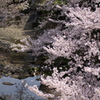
[54,0,67,5]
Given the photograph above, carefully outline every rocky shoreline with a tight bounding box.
[0,0,32,78]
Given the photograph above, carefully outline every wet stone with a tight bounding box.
[2,82,14,86]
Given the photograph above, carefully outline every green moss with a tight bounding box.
[54,0,66,5]
[33,0,66,5]
[24,65,40,76]
[24,67,34,75]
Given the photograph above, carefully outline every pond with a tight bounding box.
[0,76,46,100]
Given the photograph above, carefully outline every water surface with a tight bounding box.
[0,76,45,100]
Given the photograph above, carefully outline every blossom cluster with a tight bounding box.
[11,0,100,99]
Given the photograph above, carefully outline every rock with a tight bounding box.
[11,74,20,79]
[2,82,14,85]
[0,27,28,43]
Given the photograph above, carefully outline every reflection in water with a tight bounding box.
[0,76,45,100]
